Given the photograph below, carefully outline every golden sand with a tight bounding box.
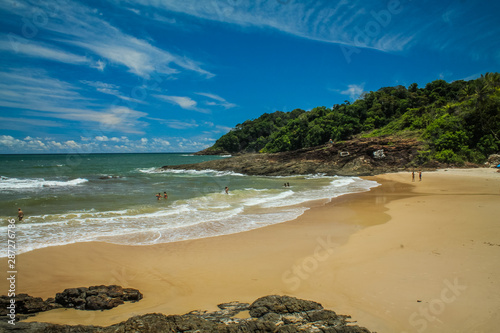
[2,168,499,332]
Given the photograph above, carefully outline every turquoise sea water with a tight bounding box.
[0,153,379,257]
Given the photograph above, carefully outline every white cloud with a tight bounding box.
[0,135,23,147]
[158,95,196,109]
[154,94,209,113]
[65,140,80,149]
[0,34,89,65]
[81,81,120,95]
[80,80,146,105]
[196,92,237,109]
[153,138,171,146]
[90,59,106,71]
[340,83,365,100]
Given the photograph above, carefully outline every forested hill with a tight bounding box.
[200,73,500,165]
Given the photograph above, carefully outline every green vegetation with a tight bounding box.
[207,73,500,164]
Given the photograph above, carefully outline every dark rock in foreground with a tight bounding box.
[164,137,426,176]
[1,295,373,332]
[55,285,143,311]
[0,285,142,318]
[0,294,60,316]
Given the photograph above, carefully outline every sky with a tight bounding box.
[0,0,499,153]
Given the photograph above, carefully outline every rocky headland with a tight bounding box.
[1,295,373,332]
[165,137,427,176]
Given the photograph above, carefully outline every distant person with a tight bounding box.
[225,186,229,194]
[419,171,422,181]
[156,193,162,200]
[287,182,290,187]
[163,192,168,199]
[412,171,415,182]
[329,139,333,144]
[18,208,24,221]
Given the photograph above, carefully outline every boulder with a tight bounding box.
[0,294,60,316]
[249,295,323,318]
[55,285,142,311]
[486,154,500,167]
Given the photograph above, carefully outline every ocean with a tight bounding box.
[0,153,379,257]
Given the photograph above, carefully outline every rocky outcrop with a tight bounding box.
[0,294,60,316]
[0,285,142,317]
[55,285,143,310]
[164,137,425,176]
[0,295,373,332]
[485,154,500,167]
[194,147,230,155]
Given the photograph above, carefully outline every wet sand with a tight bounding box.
[2,168,500,332]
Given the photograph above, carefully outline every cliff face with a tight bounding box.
[166,137,426,176]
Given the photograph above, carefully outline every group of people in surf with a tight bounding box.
[155,186,230,201]
[155,192,168,200]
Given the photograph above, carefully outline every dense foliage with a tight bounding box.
[207,73,500,164]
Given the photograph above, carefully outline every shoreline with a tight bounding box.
[2,168,499,332]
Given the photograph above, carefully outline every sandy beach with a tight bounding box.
[2,168,500,332]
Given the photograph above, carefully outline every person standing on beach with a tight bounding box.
[18,208,24,221]
[419,171,422,181]
[412,171,415,182]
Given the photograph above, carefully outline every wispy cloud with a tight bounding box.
[116,0,500,60]
[80,80,146,104]
[0,70,149,134]
[196,92,237,109]
[81,81,121,96]
[147,117,199,130]
[35,106,149,134]
[0,34,89,65]
[0,116,64,132]
[119,0,415,52]
[154,94,209,113]
[0,0,214,78]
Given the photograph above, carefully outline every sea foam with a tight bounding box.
[0,176,88,190]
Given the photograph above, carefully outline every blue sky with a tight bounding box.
[0,0,499,153]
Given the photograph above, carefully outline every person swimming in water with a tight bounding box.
[155,193,162,200]
[163,192,168,199]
